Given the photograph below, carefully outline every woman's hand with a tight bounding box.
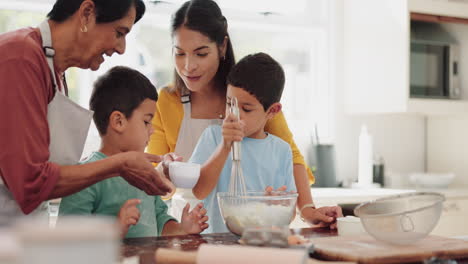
[119,151,173,196]
[180,202,209,234]
[118,199,141,237]
[301,206,343,229]
[221,112,244,150]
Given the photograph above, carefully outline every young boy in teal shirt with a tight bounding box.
[59,66,208,238]
[190,53,296,233]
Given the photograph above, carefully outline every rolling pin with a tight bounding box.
[155,245,356,264]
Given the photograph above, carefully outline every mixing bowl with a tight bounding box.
[217,192,298,236]
[354,192,445,245]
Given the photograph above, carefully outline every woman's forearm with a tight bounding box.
[293,164,314,209]
[48,154,123,199]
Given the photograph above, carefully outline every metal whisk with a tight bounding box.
[228,97,247,199]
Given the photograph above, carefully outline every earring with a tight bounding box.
[80,25,88,33]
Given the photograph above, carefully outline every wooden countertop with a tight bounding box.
[122,227,337,264]
[122,228,468,264]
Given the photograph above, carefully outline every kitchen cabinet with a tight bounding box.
[409,0,468,19]
[343,0,468,115]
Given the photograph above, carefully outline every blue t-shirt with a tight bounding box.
[189,125,296,233]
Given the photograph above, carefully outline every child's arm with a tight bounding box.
[192,144,230,199]
[161,203,209,236]
[117,199,141,238]
[192,113,244,200]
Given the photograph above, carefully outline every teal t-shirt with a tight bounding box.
[59,152,175,238]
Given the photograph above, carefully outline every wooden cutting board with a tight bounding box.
[310,235,468,264]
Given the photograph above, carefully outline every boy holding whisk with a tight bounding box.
[189,53,296,233]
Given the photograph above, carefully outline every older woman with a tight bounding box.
[148,0,342,229]
[0,0,173,216]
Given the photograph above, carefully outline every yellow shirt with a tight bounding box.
[147,88,314,183]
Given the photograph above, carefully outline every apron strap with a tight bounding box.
[181,94,191,104]
[37,20,67,96]
[182,100,191,118]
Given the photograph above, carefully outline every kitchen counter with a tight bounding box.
[121,227,336,264]
[309,187,468,205]
[121,227,468,264]
[291,187,417,228]
[291,187,468,230]
[306,187,468,237]
[310,187,415,205]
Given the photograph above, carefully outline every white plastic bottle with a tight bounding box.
[358,125,373,187]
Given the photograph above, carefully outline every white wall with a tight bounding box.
[427,116,468,186]
[330,0,426,187]
[426,23,468,186]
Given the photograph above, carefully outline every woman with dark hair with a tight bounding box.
[0,0,175,217]
[147,0,342,229]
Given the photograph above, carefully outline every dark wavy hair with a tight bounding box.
[47,0,145,24]
[170,0,235,96]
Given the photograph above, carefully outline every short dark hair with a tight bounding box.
[171,0,235,95]
[90,66,158,135]
[47,0,145,24]
[227,53,285,110]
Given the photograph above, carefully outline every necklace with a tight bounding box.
[188,92,225,119]
[216,101,225,119]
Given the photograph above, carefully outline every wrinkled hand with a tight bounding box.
[119,151,172,196]
[221,112,245,150]
[118,199,141,237]
[180,202,209,234]
[302,206,343,229]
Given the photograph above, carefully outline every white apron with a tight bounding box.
[169,96,222,221]
[0,20,93,221]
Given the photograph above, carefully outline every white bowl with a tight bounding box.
[337,216,366,236]
[168,162,201,189]
[409,173,455,189]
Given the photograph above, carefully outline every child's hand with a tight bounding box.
[180,202,209,234]
[161,152,183,177]
[221,112,245,150]
[265,185,296,195]
[118,199,141,237]
[264,186,297,206]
